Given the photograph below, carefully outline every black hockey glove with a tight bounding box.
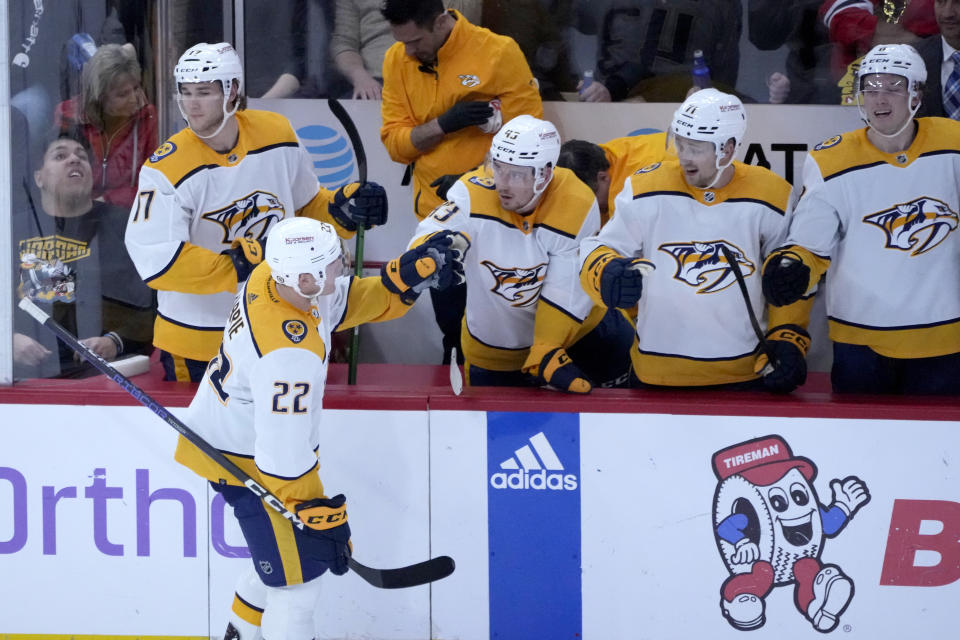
[762,250,810,307]
[599,256,655,309]
[381,231,465,304]
[331,182,388,232]
[437,101,494,134]
[756,325,810,394]
[295,494,351,576]
[430,173,464,201]
[531,347,593,394]
[222,236,266,283]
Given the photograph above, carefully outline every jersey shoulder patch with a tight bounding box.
[813,135,842,151]
[149,141,177,163]
[281,319,308,344]
[634,161,662,174]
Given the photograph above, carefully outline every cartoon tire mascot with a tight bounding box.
[711,435,870,633]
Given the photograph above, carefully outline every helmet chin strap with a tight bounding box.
[699,150,734,191]
[858,90,920,140]
[177,81,238,140]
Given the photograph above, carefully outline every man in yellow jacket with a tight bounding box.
[380,0,542,364]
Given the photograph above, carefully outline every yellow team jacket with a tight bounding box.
[600,132,669,225]
[380,9,543,219]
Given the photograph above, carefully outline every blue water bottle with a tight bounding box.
[580,70,594,95]
[692,50,711,89]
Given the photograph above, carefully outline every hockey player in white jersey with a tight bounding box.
[125,42,389,382]
[177,217,460,640]
[580,89,810,390]
[762,43,960,394]
[411,114,635,392]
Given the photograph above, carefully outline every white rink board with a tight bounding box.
[0,404,431,639]
[3,404,958,639]
[578,413,960,640]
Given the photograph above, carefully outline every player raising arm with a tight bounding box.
[410,115,635,392]
[176,217,460,640]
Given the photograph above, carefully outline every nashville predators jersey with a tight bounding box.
[380,9,543,219]
[581,159,798,386]
[414,166,601,371]
[125,109,347,362]
[785,118,960,358]
[175,262,411,511]
[600,132,669,224]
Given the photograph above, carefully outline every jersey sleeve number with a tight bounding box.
[207,343,233,405]
[429,202,459,223]
[131,190,155,222]
[272,382,310,414]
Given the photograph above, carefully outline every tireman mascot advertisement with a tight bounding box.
[711,435,870,632]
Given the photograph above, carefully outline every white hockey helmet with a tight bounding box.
[670,88,747,158]
[265,218,343,300]
[174,42,244,139]
[855,44,927,138]
[490,115,562,205]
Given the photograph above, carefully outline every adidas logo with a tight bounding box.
[490,431,578,491]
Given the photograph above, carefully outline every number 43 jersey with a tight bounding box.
[175,262,409,509]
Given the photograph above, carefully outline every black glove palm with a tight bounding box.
[758,325,810,394]
[331,182,388,232]
[762,251,810,307]
[222,236,266,283]
[437,101,494,133]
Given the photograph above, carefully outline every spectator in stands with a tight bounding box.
[14,128,155,379]
[380,0,543,364]
[557,133,667,225]
[411,115,635,392]
[54,43,157,209]
[916,0,960,117]
[245,0,311,98]
[580,89,809,392]
[483,0,579,100]
[333,0,481,100]
[575,0,743,102]
[763,44,960,394]
[749,0,839,104]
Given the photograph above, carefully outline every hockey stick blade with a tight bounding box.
[348,555,455,589]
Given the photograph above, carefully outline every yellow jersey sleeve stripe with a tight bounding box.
[540,294,586,323]
[145,243,237,294]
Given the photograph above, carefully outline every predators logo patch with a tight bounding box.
[149,141,177,163]
[658,240,754,294]
[862,197,959,256]
[481,260,548,307]
[202,190,285,244]
[282,320,307,344]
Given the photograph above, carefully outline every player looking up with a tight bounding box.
[125,42,388,381]
[580,88,810,391]
[176,217,461,640]
[762,44,960,394]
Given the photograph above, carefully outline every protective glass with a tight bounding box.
[859,74,908,94]
[491,159,535,187]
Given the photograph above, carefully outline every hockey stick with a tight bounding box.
[718,245,776,375]
[17,297,455,589]
[328,98,367,386]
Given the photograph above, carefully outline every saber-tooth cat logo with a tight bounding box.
[490,431,578,490]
